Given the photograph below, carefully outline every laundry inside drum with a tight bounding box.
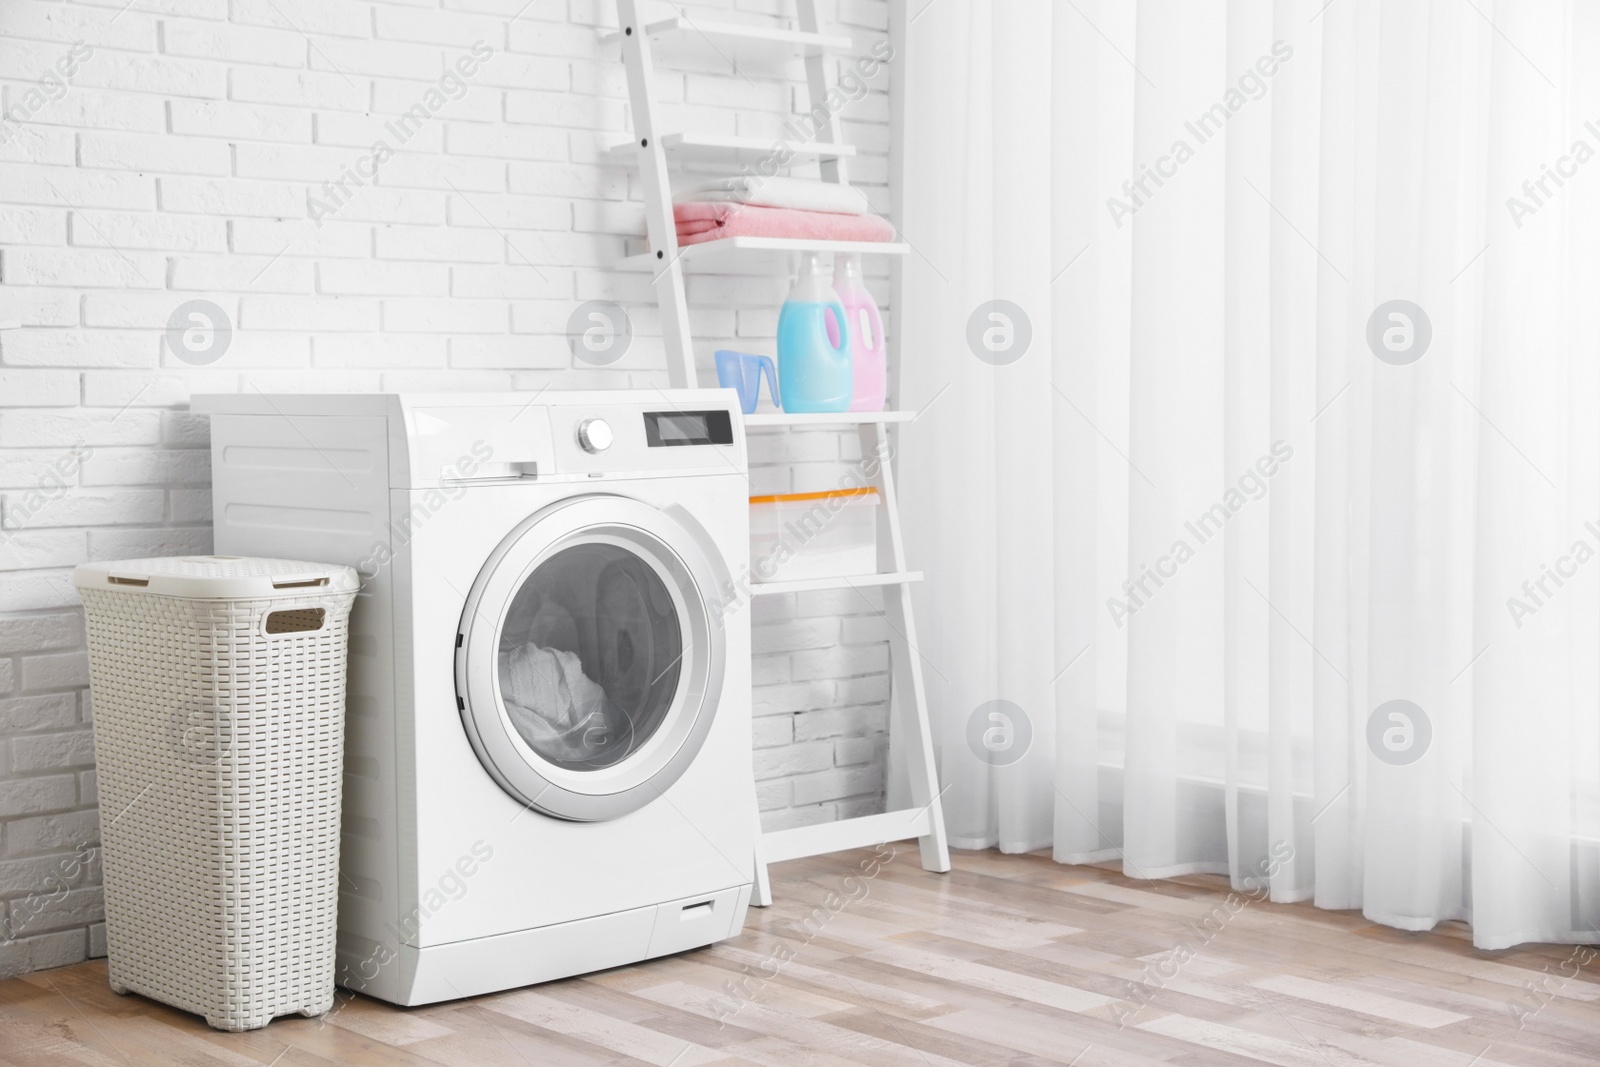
[497,542,684,770]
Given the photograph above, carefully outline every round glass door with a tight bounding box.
[455,496,727,821]
[498,542,681,771]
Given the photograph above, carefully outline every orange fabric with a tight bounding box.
[749,488,879,505]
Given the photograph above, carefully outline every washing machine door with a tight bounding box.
[454,495,729,821]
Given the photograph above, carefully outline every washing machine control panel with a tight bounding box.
[385,396,744,483]
[542,401,743,477]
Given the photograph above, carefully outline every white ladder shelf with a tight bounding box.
[609,2,950,905]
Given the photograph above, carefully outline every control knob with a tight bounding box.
[577,418,613,454]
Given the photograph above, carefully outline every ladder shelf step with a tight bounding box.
[606,133,856,165]
[743,410,915,427]
[748,571,922,596]
[604,17,851,65]
[617,237,908,273]
[762,808,935,865]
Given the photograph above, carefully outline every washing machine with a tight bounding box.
[192,391,756,1006]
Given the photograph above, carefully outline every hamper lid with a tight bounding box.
[72,556,360,600]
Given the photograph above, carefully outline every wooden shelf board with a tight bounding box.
[604,17,850,64]
[762,807,935,864]
[749,571,922,596]
[605,133,856,165]
[616,237,907,273]
[743,410,915,427]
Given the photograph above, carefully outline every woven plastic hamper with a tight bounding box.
[74,556,360,1032]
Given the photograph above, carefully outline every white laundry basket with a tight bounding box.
[74,556,360,1032]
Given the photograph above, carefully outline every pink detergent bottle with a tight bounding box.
[832,253,886,411]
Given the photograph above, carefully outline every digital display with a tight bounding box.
[644,410,733,447]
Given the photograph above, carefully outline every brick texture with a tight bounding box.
[0,0,897,977]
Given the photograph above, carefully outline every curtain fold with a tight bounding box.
[899,0,1600,949]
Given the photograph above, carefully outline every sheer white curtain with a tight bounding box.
[896,0,1600,949]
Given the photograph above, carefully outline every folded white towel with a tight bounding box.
[674,175,870,216]
[500,644,618,763]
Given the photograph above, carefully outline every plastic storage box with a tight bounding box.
[749,488,879,582]
[74,556,360,1031]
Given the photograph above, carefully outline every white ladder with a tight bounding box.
[607,2,950,905]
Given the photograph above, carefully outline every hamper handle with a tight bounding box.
[263,608,329,636]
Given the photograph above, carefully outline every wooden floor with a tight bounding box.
[2,846,1598,1066]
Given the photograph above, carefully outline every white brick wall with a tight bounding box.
[0,0,896,976]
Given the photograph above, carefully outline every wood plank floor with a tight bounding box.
[2,846,1597,1066]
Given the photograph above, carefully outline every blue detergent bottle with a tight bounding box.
[777,252,851,413]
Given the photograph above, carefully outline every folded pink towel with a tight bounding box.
[673,202,896,246]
